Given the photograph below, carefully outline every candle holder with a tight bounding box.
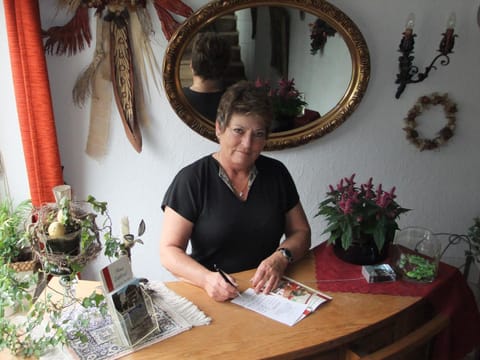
[395,13,458,99]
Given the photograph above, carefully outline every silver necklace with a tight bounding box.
[234,181,249,198]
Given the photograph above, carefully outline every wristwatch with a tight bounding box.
[278,247,294,263]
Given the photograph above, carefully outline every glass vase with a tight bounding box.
[392,227,441,283]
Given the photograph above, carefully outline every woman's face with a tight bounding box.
[216,113,267,169]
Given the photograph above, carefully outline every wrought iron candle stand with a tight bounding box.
[395,13,458,99]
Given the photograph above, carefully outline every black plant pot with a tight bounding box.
[333,235,390,265]
[46,229,81,256]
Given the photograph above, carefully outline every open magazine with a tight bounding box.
[231,276,332,326]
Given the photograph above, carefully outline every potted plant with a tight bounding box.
[0,192,141,358]
[467,217,480,263]
[463,217,480,279]
[255,78,307,132]
[0,198,36,271]
[27,195,129,279]
[315,174,410,264]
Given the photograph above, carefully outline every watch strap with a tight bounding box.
[278,247,293,263]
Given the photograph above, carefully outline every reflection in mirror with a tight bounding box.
[164,0,370,150]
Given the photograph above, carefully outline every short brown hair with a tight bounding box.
[216,81,274,134]
[191,32,231,80]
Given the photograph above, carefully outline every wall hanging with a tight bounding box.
[309,18,337,55]
[395,12,457,99]
[403,93,457,151]
[43,0,193,156]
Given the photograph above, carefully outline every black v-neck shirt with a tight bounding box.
[183,88,224,122]
[162,155,299,273]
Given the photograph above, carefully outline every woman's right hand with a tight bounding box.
[204,271,240,302]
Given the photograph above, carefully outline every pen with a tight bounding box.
[214,264,242,297]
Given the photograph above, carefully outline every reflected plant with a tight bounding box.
[255,78,307,119]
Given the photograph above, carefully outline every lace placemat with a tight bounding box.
[40,281,211,360]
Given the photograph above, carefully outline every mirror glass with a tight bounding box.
[163,0,370,150]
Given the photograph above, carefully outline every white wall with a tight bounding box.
[0,4,30,204]
[1,0,479,282]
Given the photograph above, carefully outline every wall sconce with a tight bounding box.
[395,12,458,99]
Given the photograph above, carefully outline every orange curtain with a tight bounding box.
[3,0,64,206]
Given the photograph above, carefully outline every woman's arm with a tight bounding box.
[159,206,240,301]
[250,202,311,293]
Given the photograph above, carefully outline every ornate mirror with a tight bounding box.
[163,0,370,150]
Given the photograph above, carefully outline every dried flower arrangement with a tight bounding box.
[403,93,457,151]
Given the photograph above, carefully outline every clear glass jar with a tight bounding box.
[392,227,442,283]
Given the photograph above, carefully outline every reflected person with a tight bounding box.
[183,32,231,122]
[160,81,311,302]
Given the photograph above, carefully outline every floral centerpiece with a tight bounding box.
[255,78,307,131]
[315,174,410,264]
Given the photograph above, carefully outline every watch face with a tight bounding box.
[279,248,293,263]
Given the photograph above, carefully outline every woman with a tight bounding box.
[183,32,231,122]
[160,81,311,302]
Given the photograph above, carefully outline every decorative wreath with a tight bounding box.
[403,93,457,151]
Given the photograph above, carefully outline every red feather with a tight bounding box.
[43,6,91,56]
[152,0,193,18]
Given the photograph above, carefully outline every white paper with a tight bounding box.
[231,288,308,326]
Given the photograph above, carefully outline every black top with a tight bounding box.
[162,155,299,273]
[183,88,224,122]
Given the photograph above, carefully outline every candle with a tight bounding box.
[440,13,456,55]
[403,13,415,39]
[405,13,415,31]
[446,12,456,29]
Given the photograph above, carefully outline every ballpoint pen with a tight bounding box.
[214,264,242,297]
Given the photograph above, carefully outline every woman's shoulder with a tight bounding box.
[177,155,216,176]
[256,155,288,171]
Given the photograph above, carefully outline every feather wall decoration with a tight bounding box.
[42,0,193,156]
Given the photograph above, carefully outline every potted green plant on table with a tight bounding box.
[467,217,480,263]
[0,198,35,271]
[0,192,141,358]
[464,217,480,279]
[315,174,410,265]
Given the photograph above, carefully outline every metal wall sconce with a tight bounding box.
[395,12,458,99]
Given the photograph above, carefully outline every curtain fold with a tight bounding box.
[3,0,64,206]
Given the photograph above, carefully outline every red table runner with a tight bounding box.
[313,242,480,360]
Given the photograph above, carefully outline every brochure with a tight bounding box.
[100,256,158,347]
[231,276,332,326]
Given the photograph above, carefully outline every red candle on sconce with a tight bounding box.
[439,12,456,55]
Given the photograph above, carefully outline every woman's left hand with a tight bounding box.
[250,252,288,294]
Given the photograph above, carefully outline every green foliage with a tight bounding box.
[1,194,145,358]
[316,174,410,251]
[398,253,436,282]
[467,217,480,263]
[0,261,108,358]
[0,199,32,262]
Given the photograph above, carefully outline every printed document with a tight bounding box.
[231,276,332,326]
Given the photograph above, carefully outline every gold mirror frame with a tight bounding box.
[163,0,370,150]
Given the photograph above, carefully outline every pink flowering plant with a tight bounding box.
[315,174,410,251]
[255,78,307,119]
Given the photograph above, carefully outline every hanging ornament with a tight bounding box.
[42,0,193,156]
